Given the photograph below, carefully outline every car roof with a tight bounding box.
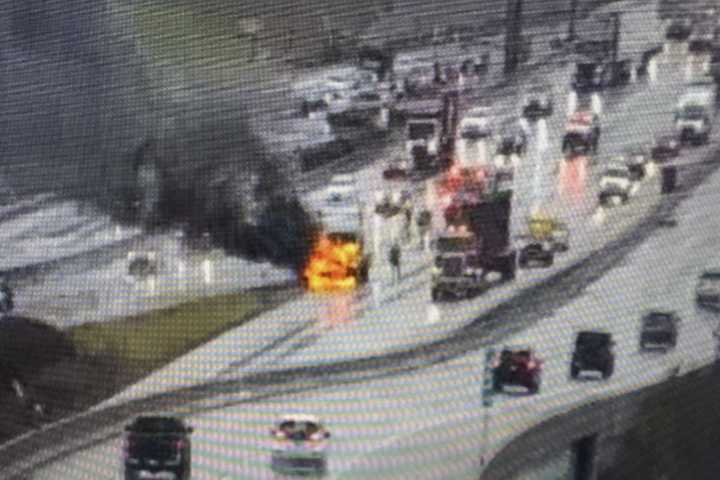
[605,164,629,173]
[466,106,492,116]
[577,330,611,338]
[625,144,648,154]
[644,310,676,318]
[331,174,356,183]
[279,413,322,424]
[127,416,188,434]
[501,345,533,353]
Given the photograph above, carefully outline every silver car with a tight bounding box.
[270,414,331,475]
[696,269,720,309]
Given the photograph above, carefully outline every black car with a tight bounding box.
[123,416,193,480]
[651,134,680,162]
[521,84,554,119]
[665,19,693,41]
[570,331,615,379]
[518,242,554,268]
[639,311,679,351]
[624,146,650,180]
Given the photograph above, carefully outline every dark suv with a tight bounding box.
[123,416,193,480]
[492,347,543,394]
[570,331,615,379]
[639,311,679,351]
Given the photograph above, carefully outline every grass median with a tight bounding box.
[67,284,298,391]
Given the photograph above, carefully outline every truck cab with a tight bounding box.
[431,230,486,301]
[675,104,712,144]
[404,95,458,171]
[572,61,631,92]
[456,106,493,166]
[562,111,600,155]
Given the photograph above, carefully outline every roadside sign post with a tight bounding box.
[481,347,496,466]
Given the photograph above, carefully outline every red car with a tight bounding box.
[492,347,543,393]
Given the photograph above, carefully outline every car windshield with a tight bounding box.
[408,122,435,139]
[644,314,672,328]
[460,125,488,139]
[680,107,706,119]
[577,333,609,348]
[278,421,321,441]
[127,435,182,461]
[605,169,629,178]
[437,236,473,252]
[701,272,720,281]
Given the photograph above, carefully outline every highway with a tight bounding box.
[3,1,720,479]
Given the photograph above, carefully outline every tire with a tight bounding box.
[528,376,540,394]
[570,365,579,379]
[492,376,503,392]
[431,288,440,302]
[519,257,528,269]
[546,256,554,267]
[603,363,614,379]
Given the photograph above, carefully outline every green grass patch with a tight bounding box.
[67,285,297,386]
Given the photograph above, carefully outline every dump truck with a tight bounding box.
[441,182,517,283]
[404,93,459,171]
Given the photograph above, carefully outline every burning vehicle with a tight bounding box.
[303,177,370,293]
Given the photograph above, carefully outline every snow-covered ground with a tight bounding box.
[27,143,720,479]
[84,0,679,408]
[3,0,657,330]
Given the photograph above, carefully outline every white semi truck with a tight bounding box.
[675,78,716,143]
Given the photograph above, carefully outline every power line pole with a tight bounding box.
[568,0,579,41]
[504,0,523,75]
[609,12,621,64]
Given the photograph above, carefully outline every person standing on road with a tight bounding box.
[403,202,413,243]
[389,243,401,284]
[0,277,14,315]
[417,209,432,251]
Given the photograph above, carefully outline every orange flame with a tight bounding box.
[303,235,362,293]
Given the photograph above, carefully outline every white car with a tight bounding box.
[330,174,357,189]
[126,251,159,281]
[696,269,720,309]
[493,152,518,179]
[270,414,330,475]
[598,164,633,205]
[521,84,554,118]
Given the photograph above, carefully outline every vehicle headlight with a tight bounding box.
[432,266,441,276]
[494,156,504,168]
[405,141,413,151]
[428,139,438,155]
